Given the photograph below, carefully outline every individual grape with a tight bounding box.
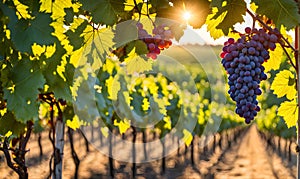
[220,27,279,124]
[148,43,156,51]
[245,27,251,34]
[136,22,143,30]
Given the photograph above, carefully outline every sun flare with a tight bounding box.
[183,11,191,21]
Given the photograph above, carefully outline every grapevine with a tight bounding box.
[0,0,300,178]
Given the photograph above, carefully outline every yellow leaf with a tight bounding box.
[163,116,171,130]
[142,98,150,111]
[45,44,56,58]
[106,76,120,100]
[271,70,296,100]
[0,108,7,116]
[103,58,117,74]
[114,118,131,134]
[66,115,82,130]
[70,47,84,67]
[152,96,168,116]
[125,0,143,11]
[278,99,298,128]
[40,0,72,19]
[182,129,193,146]
[263,46,283,72]
[101,127,109,138]
[13,0,31,19]
[125,50,153,74]
[32,43,46,57]
[5,131,12,138]
[250,2,258,12]
[205,8,226,40]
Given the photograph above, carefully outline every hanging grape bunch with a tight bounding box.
[136,22,173,60]
[221,27,280,124]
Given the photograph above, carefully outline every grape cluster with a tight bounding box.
[221,27,279,124]
[136,22,173,60]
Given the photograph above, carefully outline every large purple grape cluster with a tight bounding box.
[221,27,279,124]
[136,22,173,60]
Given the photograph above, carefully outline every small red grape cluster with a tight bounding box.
[136,22,173,60]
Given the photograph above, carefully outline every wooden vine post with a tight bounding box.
[296,24,300,179]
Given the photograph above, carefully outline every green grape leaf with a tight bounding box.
[64,7,74,24]
[113,20,138,48]
[3,60,45,122]
[126,40,148,56]
[42,43,73,102]
[270,70,296,100]
[278,99,297,128]
[73,70,100,123]
[9,13,56,53]
[210,0,223,9]
[0,111,26,136]
[80,0,125,26]
[210,0,246,35]
[65,20,89,51]
[252,0,300,30]
[263,46,283,72]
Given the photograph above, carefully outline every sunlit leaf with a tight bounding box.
[124,49,153,74]
[101,127,109,137]
[40,0,73,19]
[210,0,246,35]
[263,46,283,72]
[124,0,143,11]
[278,99,297,128]
[270,70,296,100]
[114,118,131,134]
[66,115,82,130]
[182,129,193,146]
[13,0,31,19]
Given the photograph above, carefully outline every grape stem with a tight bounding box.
[280,44,297,70]
[246,8,297,71]
[246,9,296,52]
[133,0,142,20]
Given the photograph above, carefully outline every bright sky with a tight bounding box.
[178,13,253,45]
[178,0,255,45]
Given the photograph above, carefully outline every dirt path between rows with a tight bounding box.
[0,125,296,179]
[209,125,296,179]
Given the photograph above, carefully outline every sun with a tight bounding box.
[183,11,191,21]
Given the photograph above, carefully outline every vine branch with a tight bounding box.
[246,9,296,52]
